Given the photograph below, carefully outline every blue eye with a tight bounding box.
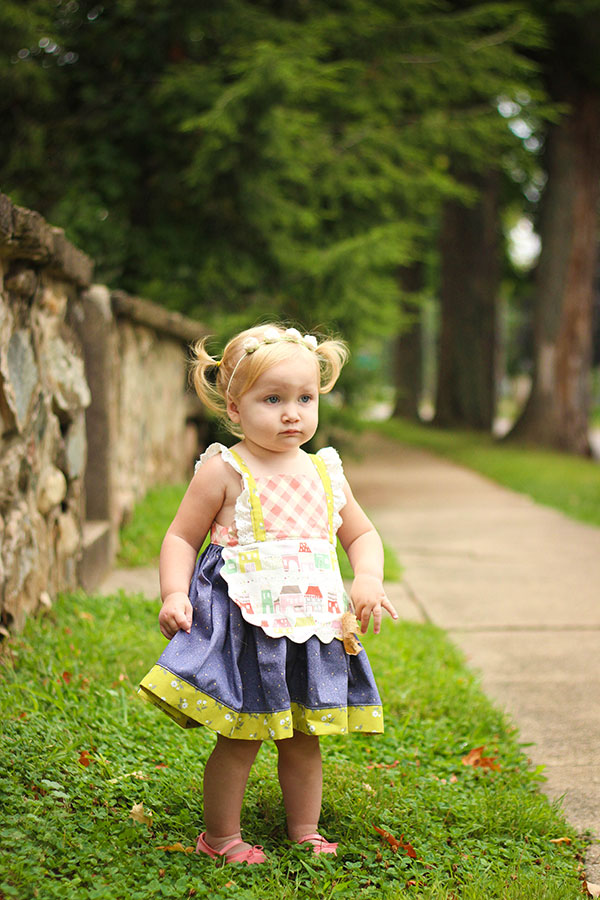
[299,395,313,404]
[265,395,279,404]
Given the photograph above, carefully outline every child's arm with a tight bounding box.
[337,480,398,635]
[158,456,228,640]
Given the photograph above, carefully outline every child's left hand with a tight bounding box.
[351,574,398,635]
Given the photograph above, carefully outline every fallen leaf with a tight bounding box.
[374,824,401,852]
[366,759,400,770]
[400,838,417,859]
[130,802,153,826]
[157,842,194,854]
[373,825,417,858]
[78,751,92,768]
[342,612,362,655]
[450,774,458,783]
[587,882,600,898]
[61,671,72,684]
[78,611,94,621]
[462,745,501,772]
[549,836,571,845]
[362,782,374,793]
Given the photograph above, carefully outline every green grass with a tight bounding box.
[117,482,403,582]
[0,591,586,899]
[374,417,600,528]
[117,483,188,567]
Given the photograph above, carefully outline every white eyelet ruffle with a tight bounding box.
[315,446,347,534]
[195,443,254,544]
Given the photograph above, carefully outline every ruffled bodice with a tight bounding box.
[196,444,347,545]
[195,443,350,643]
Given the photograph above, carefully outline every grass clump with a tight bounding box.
[375,418,600,528]
[0,591,585,899]
[117,483,188,567]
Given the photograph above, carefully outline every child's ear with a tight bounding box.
[226,397,241,423]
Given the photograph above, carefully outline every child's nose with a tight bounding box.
[282,403,300,421]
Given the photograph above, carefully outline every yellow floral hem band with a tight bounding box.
[138,665,384,739]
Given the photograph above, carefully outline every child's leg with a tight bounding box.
[275,730,323,840]
[202,734,262,853]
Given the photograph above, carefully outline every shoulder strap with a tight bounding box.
[226,449,266,542]
[310,454,335,544]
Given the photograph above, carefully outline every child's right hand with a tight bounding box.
[158,592,193,640]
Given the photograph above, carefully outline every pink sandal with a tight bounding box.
[195,832,266,864]
[296,833,338,855]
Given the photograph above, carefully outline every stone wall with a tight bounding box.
[0,195,93,632]
[0,194,206,634]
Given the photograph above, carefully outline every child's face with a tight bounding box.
[227,350,320,455]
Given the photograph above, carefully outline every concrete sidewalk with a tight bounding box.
[344,434,600,885]
[100,433,600,882]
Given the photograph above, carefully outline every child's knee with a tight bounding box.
[215,734,262,765]
[276,730,320,760]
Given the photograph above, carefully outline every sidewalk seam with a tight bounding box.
[401,579,431,624]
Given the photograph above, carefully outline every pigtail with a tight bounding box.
[316,337,349,393]
[190,337,228,419]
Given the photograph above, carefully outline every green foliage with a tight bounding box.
[2,4,545,331]
[0,591,584,898]
[117,483,188,568]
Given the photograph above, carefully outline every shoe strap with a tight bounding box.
[215,837,247,856]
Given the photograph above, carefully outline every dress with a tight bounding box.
[138,443,383,740]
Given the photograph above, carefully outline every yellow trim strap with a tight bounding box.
[310,454,335,544]
[228,449,266,542]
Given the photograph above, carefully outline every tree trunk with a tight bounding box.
[392,262,424,420]
[509,89,600,454]
[434,170,500,430]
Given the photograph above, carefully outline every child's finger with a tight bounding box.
[159,621,175,640]
[174,609,192,634]
[382,596,399,620]
[360,603,376,634]
[371,604,383,635]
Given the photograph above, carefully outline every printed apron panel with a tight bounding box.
[220,538,350,642]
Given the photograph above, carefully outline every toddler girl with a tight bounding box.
[139,323,397,864]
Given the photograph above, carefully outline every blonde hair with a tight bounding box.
[191,323,348,436]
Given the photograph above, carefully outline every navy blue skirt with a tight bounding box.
[139,544,383,740]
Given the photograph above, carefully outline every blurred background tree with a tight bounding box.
[506,0,600,454]
[2,1,598,452]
